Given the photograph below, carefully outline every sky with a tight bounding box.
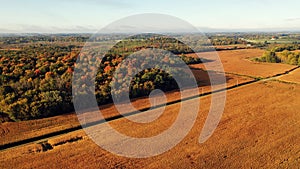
[0,0,300,33]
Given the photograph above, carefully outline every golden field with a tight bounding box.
[277,67,300,84]
[1,81,300,168]
[0,69,253,146]
[189,49,296,78]
[1,49,300,168]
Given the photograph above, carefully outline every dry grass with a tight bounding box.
[47,131,86,147]
[188,49,296,78]
[1,81,300,168]
[0,69,253,146]
[1,49,294,147]
[277,67,300,83]
[0,114,80,146]
[1,49,300,168]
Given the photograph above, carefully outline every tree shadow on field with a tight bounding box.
[190,68,231,87]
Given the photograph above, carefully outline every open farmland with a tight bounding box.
[3,48,294,148]
[246,39,300,44]
[0,68,253,146]
[277,67,300,84]
[1,81,300,168]
[189,49,296,78]
[1,0,300,167]
[1,47,300,168]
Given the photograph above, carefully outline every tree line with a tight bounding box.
[253,44,300,65]
[0,35,202,121]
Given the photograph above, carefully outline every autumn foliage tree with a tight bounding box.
[0,34,201,121]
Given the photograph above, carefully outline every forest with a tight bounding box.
[0,34,201,121]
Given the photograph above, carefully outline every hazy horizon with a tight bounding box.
[0,0,300,33]
[0,27,300,34]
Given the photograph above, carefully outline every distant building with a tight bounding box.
[271,36,279,40]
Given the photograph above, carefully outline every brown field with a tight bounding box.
[277,67,300,84]
[0,70,253,146]
[0,114,80,145]
[214,44,249,50]
[1,81,300,168]
[188,49,296,78]
[1,49,300,168]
